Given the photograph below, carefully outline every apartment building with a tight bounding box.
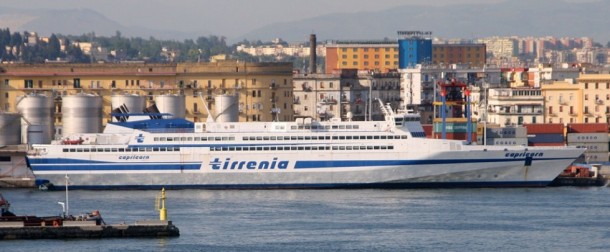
[0,61,294,130]
[478,37,518,59]
[486,88,544,126]
[325,41,399,74]
[293,70,401,121]
[541,81,582,124]
[541,74,610,124]
[432,44,486,67]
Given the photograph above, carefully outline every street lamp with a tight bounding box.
[483,83,489,145]
[369,77,373,121]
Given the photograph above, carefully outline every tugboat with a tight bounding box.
[550,164,607,187]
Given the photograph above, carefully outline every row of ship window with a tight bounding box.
[62,147,181,153]
[209,145,395,152]
[290,125,360,130]
[61,145,396,153]
[153,136,236,142]
[151,135,409,142]
[242,135,408,141]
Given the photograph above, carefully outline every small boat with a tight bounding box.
[61,138,84,145]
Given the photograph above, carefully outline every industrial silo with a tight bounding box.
[214,94,239,122]
[16,94,54,144]
[62,94,103,135]
[111,94,146,114]
[0,113,22,145]
[155,94,185,118]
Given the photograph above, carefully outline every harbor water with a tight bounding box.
[1,187,610,251]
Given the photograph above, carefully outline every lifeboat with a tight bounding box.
[61,138,84,145]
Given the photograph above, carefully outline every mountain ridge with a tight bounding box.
[239,1,610,43]
[1,1,609,44]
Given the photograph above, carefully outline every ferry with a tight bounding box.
[27,101,585,189]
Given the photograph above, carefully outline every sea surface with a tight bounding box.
[1,187,609,251]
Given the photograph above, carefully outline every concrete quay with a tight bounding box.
[0,220,179,240]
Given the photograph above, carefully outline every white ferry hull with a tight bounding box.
[29,146,583,189]
[27,109,584,190]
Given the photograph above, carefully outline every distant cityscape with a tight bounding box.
[2,28,610,158]
[1,28,609,69]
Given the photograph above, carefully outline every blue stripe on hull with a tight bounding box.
[42,181,552,190]
[29,157,573,171]
[29,158,112,164]
[294,157,575,169]
[31,164,201,171]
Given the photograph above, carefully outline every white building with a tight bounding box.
[237,43,326,58]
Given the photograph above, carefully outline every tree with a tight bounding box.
[10,32,22,46]
[47,34,61,59]
[65,41,90,63]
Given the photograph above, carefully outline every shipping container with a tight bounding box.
[475,135,490,145]
[528,142,565,147]
[476,135,483,145]
[583,152,609,163]
[567,123,608,133]
[477,123,501,134]
[488,137,528,146]
[422,124,433,138]
[567,142,609,152]
[527,133,564,143]
[485,126,527,138]
[566,133,609,143]
[432,132,477,141]
[433,122,477,133]
[523,123,564,134]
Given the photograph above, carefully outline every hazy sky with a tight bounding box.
[2,0,601,38]
[3,0,510,37]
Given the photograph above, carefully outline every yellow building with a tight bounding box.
[0,62,294,130]
[541,81,582,124]
[325,41,399,73]
[542,74,610,124]
[176,62,294,122]
[578,74,610,124]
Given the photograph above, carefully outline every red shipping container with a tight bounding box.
[523,123,564,134]
[422,124,433,138]
[567,123,608,133]
[432,132,477,141]
[528,142,565,147]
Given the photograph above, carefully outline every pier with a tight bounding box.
[0,220,179,239]
[0,188,180,240]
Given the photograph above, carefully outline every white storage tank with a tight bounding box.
[0,113,22,145]
[214,94,239,122]
[26,125,45,145]
[62,94,103,135]
[111,94,146,114]
[16,94,54,144]
[155,94,185,118]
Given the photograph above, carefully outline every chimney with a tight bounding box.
[309,34,317,74]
